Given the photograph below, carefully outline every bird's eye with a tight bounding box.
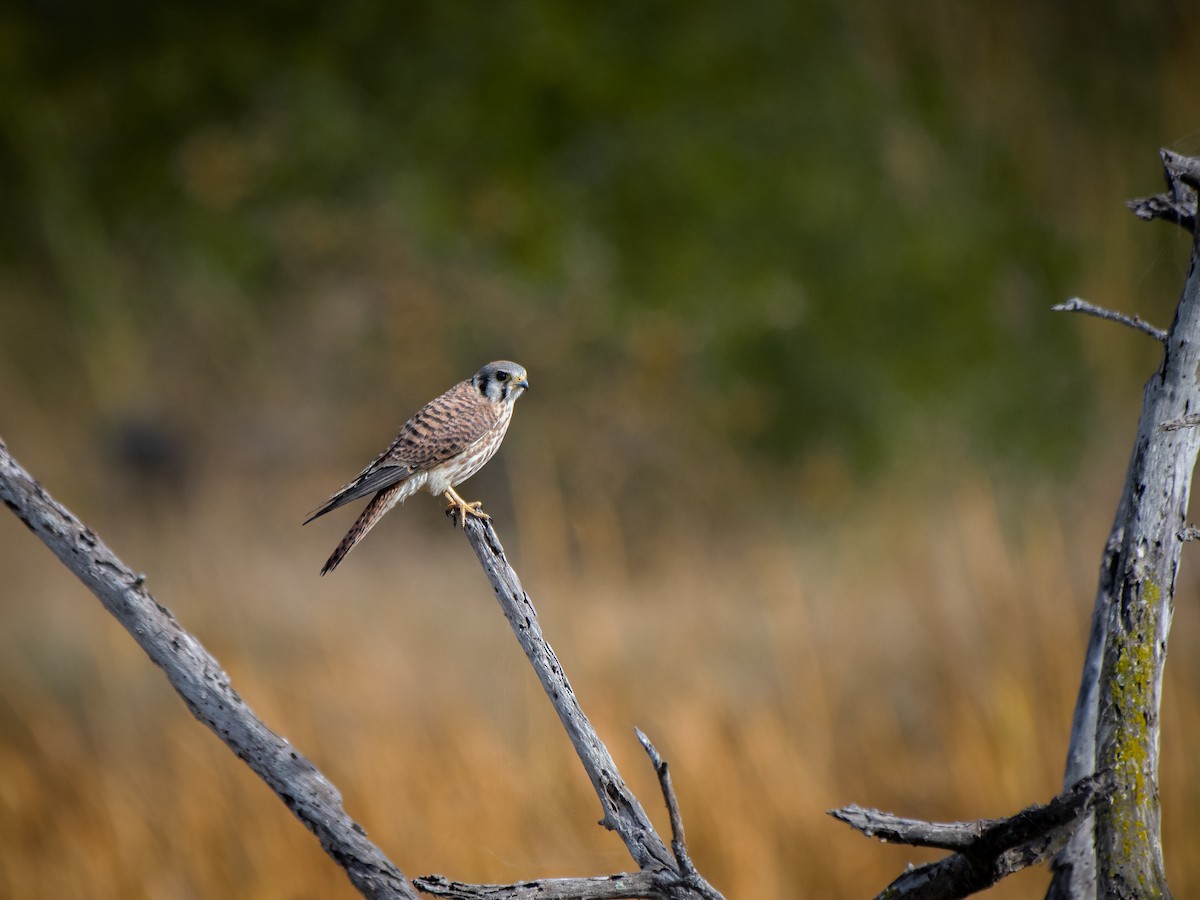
[495,371,509,382]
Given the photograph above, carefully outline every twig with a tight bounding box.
[830,806,988,851]
[1160,147,1200,190]
[1051,297,1167,343]
[451,515,725,900]
[0,437,417,900]
[633,730,723,900]
[634,729,694,876]
[832,773,1112,900]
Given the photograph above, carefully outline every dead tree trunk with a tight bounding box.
[1048,149,1200,899]
[834,150,1200,899]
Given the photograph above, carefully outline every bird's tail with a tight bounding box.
[320,483,406,575]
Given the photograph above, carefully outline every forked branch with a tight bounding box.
[417,514,725,900]
[832,773,1113,900]
[0,437,723,900]
[1126,147,1200,230]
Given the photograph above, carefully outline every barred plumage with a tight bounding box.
[305,360,529,574]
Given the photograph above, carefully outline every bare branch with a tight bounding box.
[0,437,417,900]
[1051,297,1167,343]
[414,728,725,900]
[1161,147,1200,189]
[633,730,722,900]
[832,773,1112,900]
[830,806,988,851]
[1127,148,1200,230]
[454,515,724,900]
[634,729,693,876]
[413,873,655,899]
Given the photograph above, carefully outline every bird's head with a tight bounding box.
[474,360,530,403]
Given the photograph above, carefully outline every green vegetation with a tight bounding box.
[2,2,1193,506]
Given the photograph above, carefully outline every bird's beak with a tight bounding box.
[516,377,530,391]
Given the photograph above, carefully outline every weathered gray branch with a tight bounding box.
[634,729,698,883]
[0,437,417,900]
[832,773,1112,900]
[1127,148,1199,231]
[420,515,725,900]
[1051,297,1167,343]
[414,873,656,899]
[1048,149,1200,899]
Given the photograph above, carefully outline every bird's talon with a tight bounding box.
[445,496,489,528]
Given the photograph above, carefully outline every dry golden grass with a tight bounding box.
[0,457,1198,899]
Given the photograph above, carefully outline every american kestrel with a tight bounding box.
[305,360,529,574]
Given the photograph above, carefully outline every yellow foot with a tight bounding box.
[443,487,490,528]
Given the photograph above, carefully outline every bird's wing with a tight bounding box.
[383,379,503,469]
[304,380,501,524]
[303,460,414,524]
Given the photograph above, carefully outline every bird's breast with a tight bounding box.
[424,406,513,495]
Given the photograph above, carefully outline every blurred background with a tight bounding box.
[2,2,1199,897]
